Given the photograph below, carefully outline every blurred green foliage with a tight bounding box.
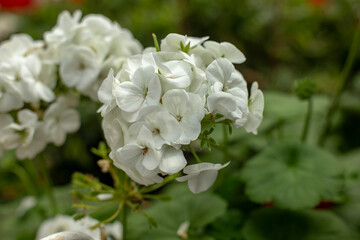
[13,0,360,92]
[1,0,360,239]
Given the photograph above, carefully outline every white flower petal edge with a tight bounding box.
[176,162,230,194]
[162,89,205,144]
[40,231,94,240]
[36,214,122,240]
[159,145,187,174]
[204,41,246,64]
[243,82,264,134]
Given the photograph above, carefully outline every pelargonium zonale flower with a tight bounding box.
[98,33,264,193]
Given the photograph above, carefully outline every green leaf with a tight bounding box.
[264,91,329,121]
[333,149,360,230]
[180,41,191,53]
[240,142,343,210]
[242,208,355,240]
[208,209,243,240]
[0,185,75,240]
[127,183,227,240]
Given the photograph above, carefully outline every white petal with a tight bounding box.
[204,41,246,64]
[207,92,237,115]
[178,116,202,144]
[176,174,196,182]
[162,89,190,117]
[113,81,144,112]
[145,75,162,106]
[206,58,234,86]
[60,109,80,133]
[187,170,218,194]
[98,69,114,105]
[160,61,192,89]
[219,42,246,64]
[116,144,142,166]
[60,45,99,91]
[136,125,156,148]
[18,109,38,126]
[159,146,187,174]
[244,82,264,134]
[39,231,94,240]
[183,162,230,174]
[142,149,161,171]
[131,66,156,89]
[34,82,55,102]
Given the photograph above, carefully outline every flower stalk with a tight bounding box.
[38,155,58,215]
[318,22,360,146]
[301,97,313,142]
[152,33,160,52]
[188,144,202,163]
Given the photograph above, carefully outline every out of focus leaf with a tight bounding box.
[127,183,226,240]
[240,141,343,210]
[242,208,355,240]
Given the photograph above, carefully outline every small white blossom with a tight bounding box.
[129,105,182,149]
[16,196,37,217]
[116,126,162,173]
[43,96,80,146]
[0,73,23,112]
[177,162,230,194]
[102,108,130,151]
[113,66,161,121]
[97,69,117,116]
[177,221,190,239]
[162,89,205,144]
[159,145,187,174]
[160,33,208,53]
[60,45,100,92]
[203,41,246,64]
[36,215,122,240]
[243,82,264,134]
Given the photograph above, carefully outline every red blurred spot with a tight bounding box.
[71,0,86,3]
[308,0,326,6]
[0,0,33,9]
[315,201,335,209]
[263,201,274,207]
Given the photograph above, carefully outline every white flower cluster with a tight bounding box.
[0,11,142,160]
[44,10,142,100]
[98,34,264,193]
[36,214,122,240]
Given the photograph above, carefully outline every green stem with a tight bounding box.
[23,159,41,195]
[215,124,230,189]
[14,162,46,218]
[152,33,160,52]
[110,164,122,189]
[140,173,181,194]
[90,202,123,229]
[222,124,229,164]
[12,165,37,196]
[318,22,360,146]
[120,203,128,240]
[301,98,313,142]
[188,144,202,163]
[210,143,239,161]
[38,156,58,215]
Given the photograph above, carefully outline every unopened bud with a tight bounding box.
[294,78,316,100]
[177,221,190,239]
[97,159,111,173]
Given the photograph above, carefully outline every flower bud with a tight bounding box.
[294,78,316,100]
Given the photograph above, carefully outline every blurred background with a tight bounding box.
[1,0,360,239]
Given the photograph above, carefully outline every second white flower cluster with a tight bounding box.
[0,10,142,159]
[98,33,264,193]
